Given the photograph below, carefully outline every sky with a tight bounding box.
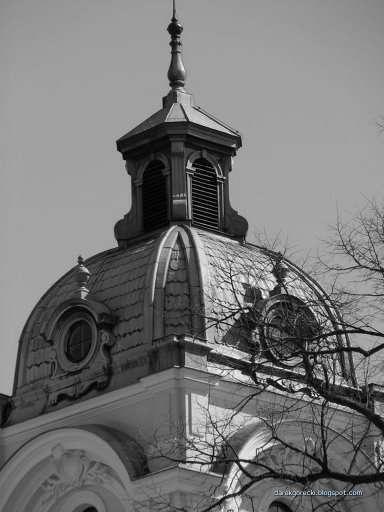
[1,0,383,395]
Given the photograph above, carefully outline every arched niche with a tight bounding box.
[0,426,146,512]
[142,160,169,233]
[135,153,170,235]
[223,421,374,512]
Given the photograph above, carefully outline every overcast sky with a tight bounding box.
[1,0,383,395]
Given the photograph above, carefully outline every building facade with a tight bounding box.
[0,6,382,512]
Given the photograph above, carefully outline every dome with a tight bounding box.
[6,9,356,425]
[1,9,378,512]
[9,225,356,424]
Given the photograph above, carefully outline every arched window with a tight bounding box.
[268,502,293,512]
[83,508,98,512]
[142,160,168,232]
[191,157,219,230]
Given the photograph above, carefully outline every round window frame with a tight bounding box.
[57,312,97,372]
[260,295,318,368]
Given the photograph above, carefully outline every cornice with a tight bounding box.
[0,367,213,445]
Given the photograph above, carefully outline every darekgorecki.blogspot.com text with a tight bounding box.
[274,489,363,498]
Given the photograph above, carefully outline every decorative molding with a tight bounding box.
[45,316,116,406]
[0,426,138,512]
[61,490,107,512]
[224,204,248,238]
[45,299,116,342]
[10,304,117,417]
[38,445,112,509]
[14,299,117,409]
[255,437,320,474]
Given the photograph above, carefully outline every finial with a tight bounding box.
[73,254,91,299]
[167,0,187,90]
[270,254,289,296]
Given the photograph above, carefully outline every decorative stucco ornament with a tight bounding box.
[39,444,111,507]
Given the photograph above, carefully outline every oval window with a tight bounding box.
[65,320,93,363]
[262,298,319,366]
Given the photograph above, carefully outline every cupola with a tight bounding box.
[6,2,357,427]
[114,4,248,247]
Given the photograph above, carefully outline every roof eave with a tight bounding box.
[116,121,242,156]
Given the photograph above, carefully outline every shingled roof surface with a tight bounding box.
[118,102,240,140]
[22,237,160,385]
[19,227,345,391]
[20,230,278,384]
[21,229,257,387]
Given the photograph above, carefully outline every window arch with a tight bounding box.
[268,502,293,512]
[142,160,168,232]
[191,157,219,230]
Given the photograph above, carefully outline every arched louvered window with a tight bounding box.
[191,158,219,230]
[142,160,168,232]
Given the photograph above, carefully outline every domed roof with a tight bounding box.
[9,225,356,424]
[6,8,356,425]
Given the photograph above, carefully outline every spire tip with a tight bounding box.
[167,0,187,91]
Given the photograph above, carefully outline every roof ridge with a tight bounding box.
[165,101,188,122]
[117,106,169,140]
[193,105,242,136]
[179,102,189,121]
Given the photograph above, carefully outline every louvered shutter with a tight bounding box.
[191,158,219,230]
[142,161,168,232]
